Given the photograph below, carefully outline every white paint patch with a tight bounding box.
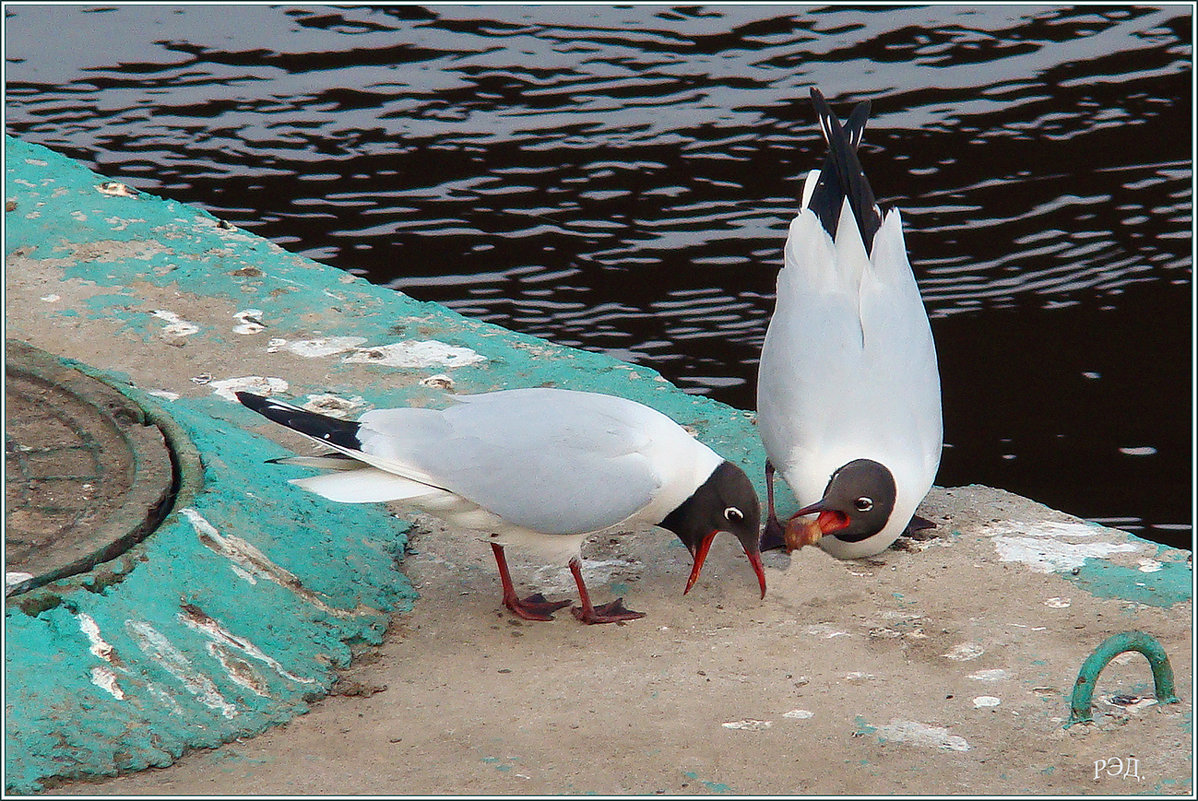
[6,571,34,590]
[90,666,126,700]
[1044,597,1072,608]
[40,293,61,302]
[722,719,772,731]
[804,623,851,639]
[125,620,237,719]
[967,668,1010,681]
[1137,558,1163,573]
[943,643,985,661]
[147,389,180,402]
[179,607,315,685]
[990,534,1139,574]
[973,696,1001,708]
[302,394,366,418]
[209,375,288,402]
[232,309,266,334]
[983,519,1140,573]
[76,613,116,662]
[843,671,875,683]
[783,709,814,720]
[876,720,970,752]
[271,336,366,357]
[343,340,487,369]
[230,565,258,584]
[151,309,200,337]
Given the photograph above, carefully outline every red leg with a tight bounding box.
[490,543,570,621]
[760,460,785,551]
[568,557,644,624]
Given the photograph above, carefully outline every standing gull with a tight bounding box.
[237,387,764,623]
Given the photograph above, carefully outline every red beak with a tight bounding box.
[683,532,716,595]
[684,532,768,600]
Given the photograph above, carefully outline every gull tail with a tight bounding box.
[237,391,453,504]
[806,87,882,254]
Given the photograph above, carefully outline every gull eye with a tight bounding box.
[854,497,874,513]
[723,506,744,522]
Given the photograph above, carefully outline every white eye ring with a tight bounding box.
[854,497,874,513]
[724,506,744,521]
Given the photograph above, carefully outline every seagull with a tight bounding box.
[755,88,942,559]
[236,387,765,623]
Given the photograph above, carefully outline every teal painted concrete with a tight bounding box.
[3,135,780,792]
[1066,549,1192,609]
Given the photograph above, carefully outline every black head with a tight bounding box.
[660,461,766,598]
[790,458,896,547]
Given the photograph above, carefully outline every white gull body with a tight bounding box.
[237,386,764,623]
[756,90,942,559]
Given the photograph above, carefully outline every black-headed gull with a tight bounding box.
[236,387,764,623]
[756,88,942,559]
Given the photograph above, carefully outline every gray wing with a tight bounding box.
[356,388,666,534]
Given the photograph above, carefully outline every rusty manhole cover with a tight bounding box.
[4,340,175,596]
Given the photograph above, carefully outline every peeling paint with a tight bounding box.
[76,613,117,663]
[972,696,1001,708]
[984,518,1141,574]
[178,603,316,685]
[782,709,814,719]
[875,719,970,752]
[208,375,288,401]
[302,394,366,418]
[90,666,126,700]
[967,669,1010,681]
[6,571,34,590]
[342,339,487,369]
[722,719,772,731]
[233,309,266,334]
[943,643,984,661]
[182,507,377,618]
[151,309,200,336]
[126,620,237,719]
[269,336,366,357]
[206,643,271,697]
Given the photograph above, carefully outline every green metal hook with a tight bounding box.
[1066,631,1180,728]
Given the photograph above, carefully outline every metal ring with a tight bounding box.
[1066,631,1180,727]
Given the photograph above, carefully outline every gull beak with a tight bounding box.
[683,531,717,595]
[684,531,768,600]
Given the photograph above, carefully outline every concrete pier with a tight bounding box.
[3,136,1191,795]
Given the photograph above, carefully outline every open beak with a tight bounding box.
[783,501,848,552]
[684,531,768,600]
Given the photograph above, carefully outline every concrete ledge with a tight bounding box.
[3,135,767,792]
[3,136,1192,794]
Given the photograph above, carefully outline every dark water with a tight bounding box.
[4,5,1192,549]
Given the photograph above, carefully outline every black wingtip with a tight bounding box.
[806,88,883,253]
[236,391,364,451]
[235,390,270,413]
